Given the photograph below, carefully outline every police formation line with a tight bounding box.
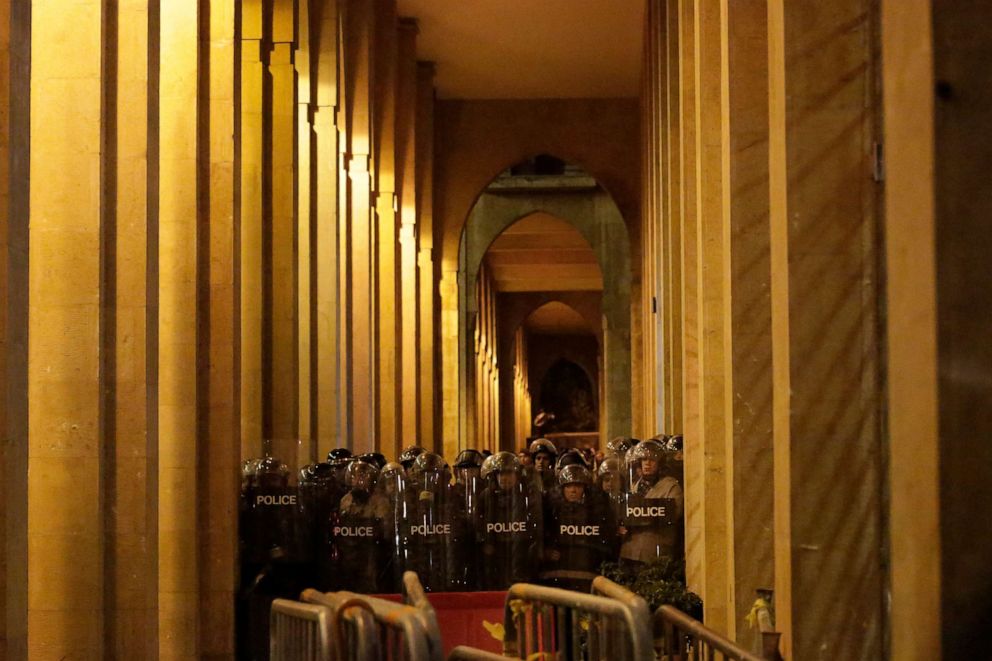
[239,435,685,600]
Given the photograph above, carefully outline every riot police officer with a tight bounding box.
[298,461,342,591]
[619,441,684,565]
[238,456,308,660]
[605,436,638,462]
[452,448,485,520]
[379,461,412,591]
[477,451,543,590]
[528,438,558,493]
[403,453,473,591]
[540,465,614,592]
[330,460,390,593]
[399,445,426,471]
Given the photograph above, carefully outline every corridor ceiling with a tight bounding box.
[524,301,596,335]
[396,0,645,98]
[483,212,602,292]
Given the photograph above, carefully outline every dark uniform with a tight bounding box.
[528,438,558,494]
[330,460,390,593]
[541,465,615,592]
[238,457,309,660]
[402,453,473,591]
[299,461,344,591]
[477,452,543,590]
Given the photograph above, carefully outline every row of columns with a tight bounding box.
[0,0,439,657]
[640,0,884,657]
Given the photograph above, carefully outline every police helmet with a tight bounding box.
[625,441,665,469]
[555,449,589,473]
[357,452,387,469]
[665,434,684,454]
[241,458,259,488]
[480,451,520,480]
[606,436,637,457]
[598,455,621,478]
[380,461,406,481]
[255,457,290,488]
[528,438,557,458]
[399,446,426,467]
[327,448,353,462]
[558,464,593,487]
[345,460,379,489]
[454,448,484,469]
[411,452,449,478]
[301,461,335,484]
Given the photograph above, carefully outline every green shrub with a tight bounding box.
[601,558,704,621]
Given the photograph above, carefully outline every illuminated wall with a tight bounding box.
[640,0,884,656]
[0,0,440,656]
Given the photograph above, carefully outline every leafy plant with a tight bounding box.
[601,558,704,621]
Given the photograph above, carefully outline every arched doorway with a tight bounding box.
[455,155,632,450]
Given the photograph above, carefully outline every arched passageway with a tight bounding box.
[455,156,631,451]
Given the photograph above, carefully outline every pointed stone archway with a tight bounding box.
[457,187,632,447]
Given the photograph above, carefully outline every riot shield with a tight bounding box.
[539,465,614,592]
[298,462,344,591]
[403,454,474,591]
[380,461,413,593]
[619,442,684,564]
[239,456,310,661]
[477,452,543,590]
[328,461,390,593]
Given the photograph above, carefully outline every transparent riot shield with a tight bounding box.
[239,455,310,660]
[328,460,390,593]
[619,442,684,565]
[380,462,413,593]
[298,461,344,591]
[477,452,544,590]
[541,465,616,592]
[403,454,474,592]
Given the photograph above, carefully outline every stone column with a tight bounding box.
[373,0,399,455]
[240,0,265,458]
[201,0,239,654]
[267,0,300,459]
[768,1,884,657]
[416,62,437,450]
[397,19,420,448]
[158,1,201,656]
[313,0,341,458]
[25,1,105,656]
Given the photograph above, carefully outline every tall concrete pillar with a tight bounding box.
[240,0,266,458]
[313,0,341,457]
[397,19,420,448]
[267,1,300,458]
[110,1,158,656]
[373,0,399,456]
[158,1,201,656]
[202,0,239,654]
[23,1,105,656]
[342,0,376,453]
[767,1,884,657]
[416,62,437,450]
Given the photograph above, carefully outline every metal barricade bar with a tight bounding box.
[655,604,765,661]
[447,645,511,661]
[270,598,333,661]
[503,581,655,661]
[402,571,445,659]
[303,588,440,661]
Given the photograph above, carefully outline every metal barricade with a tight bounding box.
[501,580,655,661]
[402,571,446,660]
[655,604,765,661]
[447,646,510,660]
[303,587,442,661]
[270,598,333,661]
